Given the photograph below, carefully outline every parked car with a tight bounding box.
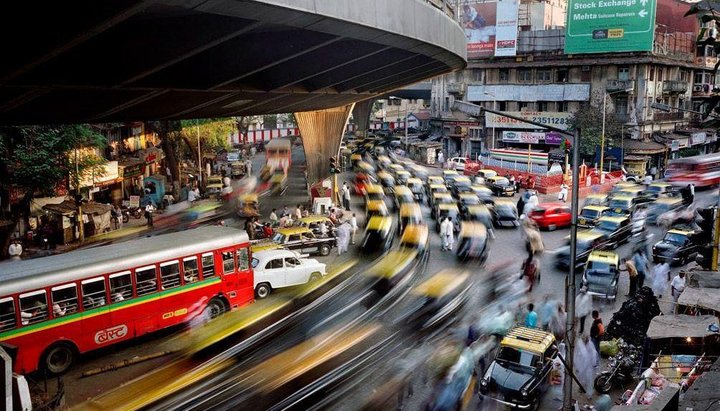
[578,205,610,228]
[581,250,620,300]
[474,169,498,183]
[486,176,516,196]
[271,227,336,256]
[479,327,557,410]
[491,199,520,228]
[294,215,336,237]
[588,215,632,249]
[447,156,469,171]
[529,202,572,231]
[652,228,702,266]
[252,249,327,299]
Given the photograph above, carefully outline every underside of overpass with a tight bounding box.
[1,0,465,184]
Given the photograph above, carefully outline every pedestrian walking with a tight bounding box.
[437,151,444,166]
[558,182,568,202]
[144,203,155,227]
[336,221,351,256]
[509,175,516,195]
[589,310,604,363]
[245,218,255,240]
[520,255,538,292]
[350,213,358,245]
[575,287,593,335]
[549,304,567,342]
[111,205,121,230]
[651,262,669,299]
[574,335,598,401]
[269,208,278,226]
[539,295,557,331]
[517,193,525,216]
[633,249,649,289]
[8,239,22,260]
[523,191,539,217]
[671,271,687,309]
[524,303,538,328]
[622,257,638,296]
[319,221,328,237]
[294,204,302,221]
[342,182,351,211]
[441,217,455,251]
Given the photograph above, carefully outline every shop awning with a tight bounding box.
[43,200,113,216]
[622,138,667,155]
[646,315,718,339]
[678,288,720,312]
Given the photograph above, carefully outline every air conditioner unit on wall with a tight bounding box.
[581,66,591,72]
[693,85,704,92]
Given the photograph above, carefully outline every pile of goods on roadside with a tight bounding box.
[606,286,661,346]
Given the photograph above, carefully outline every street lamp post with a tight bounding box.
[484,92,497,150]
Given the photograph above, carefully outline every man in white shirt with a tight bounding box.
[8,239,22,260]
[350,213,358,245]
[269,208,278,226]
[342,183,351,211]
[144,203,155,227]
[671,271,686,305]
[575,287,593,335]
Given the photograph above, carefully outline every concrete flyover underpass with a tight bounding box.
[0,0,466,125]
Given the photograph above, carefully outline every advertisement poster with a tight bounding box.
[485,112,573,131]
[565,0,657,54]
[463,2,497,58]
[129,195,140,208]
[495,0,519,57]
[502,131,545,144]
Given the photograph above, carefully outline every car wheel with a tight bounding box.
[42,342,76,375]
[320,244,331,256]
[309,273,322,282]
[255,283,271,299]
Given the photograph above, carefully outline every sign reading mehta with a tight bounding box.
[565,0,657,54]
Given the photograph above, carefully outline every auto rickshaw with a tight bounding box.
[365,199,389,218]
[406,268,472,331]
[399,223,429,252]
[269,171,288,195]
[362,214,394,252]
[237,193,260,217]
[456,221,490,263]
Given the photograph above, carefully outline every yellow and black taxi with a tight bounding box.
[399,223,429,252]
[606,195,636,217]
[479,326,557,410]
[608,182,641,198]
[395,169,411,185]
[406,177,425,202]
[554,231,609,271]
[407,268,472,331]
[364,183,386,203]
[392,185,415,210]
[251,240,284,253]
[486,176,516,197]
[398,202,423,234]
[582,193,608,208]
[426,175,445,193]
[350,153,363,168]
[449,176,473,198]
[491,198,520,228]
[462,204,494,229]
[271,227,336,256]
[294,215,335,237]
[615,186,655,206]
[376,170,396,193]
[365,198,390,219]
[471,184,494,204]
[581,250,620,299]
[588,215,632,249]
[430,192,455,218]
[457,192,481,216]
[376,154,392,169]
[442,169,460,184]
[456,221,490,263]
[365,247,420,296]
[643,181,675,199]
[434,203,461,234]
[652,227,702,266]
[647,196,684,224]
[578,205,610,228]
[361,214,395,252]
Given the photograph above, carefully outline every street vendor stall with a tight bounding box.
[42,201,113,243]
[677,288,720,318]
[686,270,720,289]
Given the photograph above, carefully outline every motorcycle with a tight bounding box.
[594,342,639,393]
[122,207,143,223]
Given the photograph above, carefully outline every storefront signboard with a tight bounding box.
[129,196,140,208]
[502,131,544,144]
[690,132,706,146]
[485,111,573,131]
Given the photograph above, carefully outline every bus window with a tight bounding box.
[0,297,16,331]
[51,283,78,317]
[222,251,236,274]
[160,260,181,289]
[110,271,133,302]
[82,277,107,309]
[183,257,199,283]
[19,290,48,325]
[202,253,215,279]
[238,248,249,271]
[136,266,158,296]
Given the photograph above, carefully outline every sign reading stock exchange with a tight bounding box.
[565,0,657,54]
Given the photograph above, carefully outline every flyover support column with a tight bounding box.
[352,99,373,138]
[295,104,355,205]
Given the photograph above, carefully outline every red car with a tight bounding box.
[529,202,572,231]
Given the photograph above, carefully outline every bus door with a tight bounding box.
[219,247,252,308]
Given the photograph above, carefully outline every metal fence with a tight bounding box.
[478,154,559,175]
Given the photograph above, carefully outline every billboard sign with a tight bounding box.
[495,0,519,57]
[503,131,545,144]
[486,112,573,131]
[463,2,497,58]
[565,0,657,54]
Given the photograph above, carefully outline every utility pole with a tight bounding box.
[196,120,202,184]
[74,147,85,242]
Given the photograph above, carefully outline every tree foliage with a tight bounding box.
[179,118,235,154]
[567,102,623,159]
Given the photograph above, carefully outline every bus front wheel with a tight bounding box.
[42,342,76,375]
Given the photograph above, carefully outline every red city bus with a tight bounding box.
[667,153,720,188]
[265,138,292,173]
[0,226,253,375]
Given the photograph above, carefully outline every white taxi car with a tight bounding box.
[251,249,327,299]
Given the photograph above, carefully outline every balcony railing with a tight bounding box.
[653,111,685,121]
[447,82,466,95]
[606,79,634,93]
[663,80,688,94]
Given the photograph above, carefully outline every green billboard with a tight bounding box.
[565,0,657,54]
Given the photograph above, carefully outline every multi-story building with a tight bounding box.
[431,0,717,171]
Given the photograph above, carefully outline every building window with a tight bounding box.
[472,69,483,82]
[518,69,532,83]
[581,70,591,82]
[519,102,529,111]
[537,101,549,112]
[455,71,464,82]
[537,70,551,82]
[618,66,630,81]
[444,97,450,112]
[649,66,655,81]
[657,67,664,82]
[499,69,509,83]
[556,68,568,82]
[557,101,568,112]
[680,70,688,82]
[498,101,507,111]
